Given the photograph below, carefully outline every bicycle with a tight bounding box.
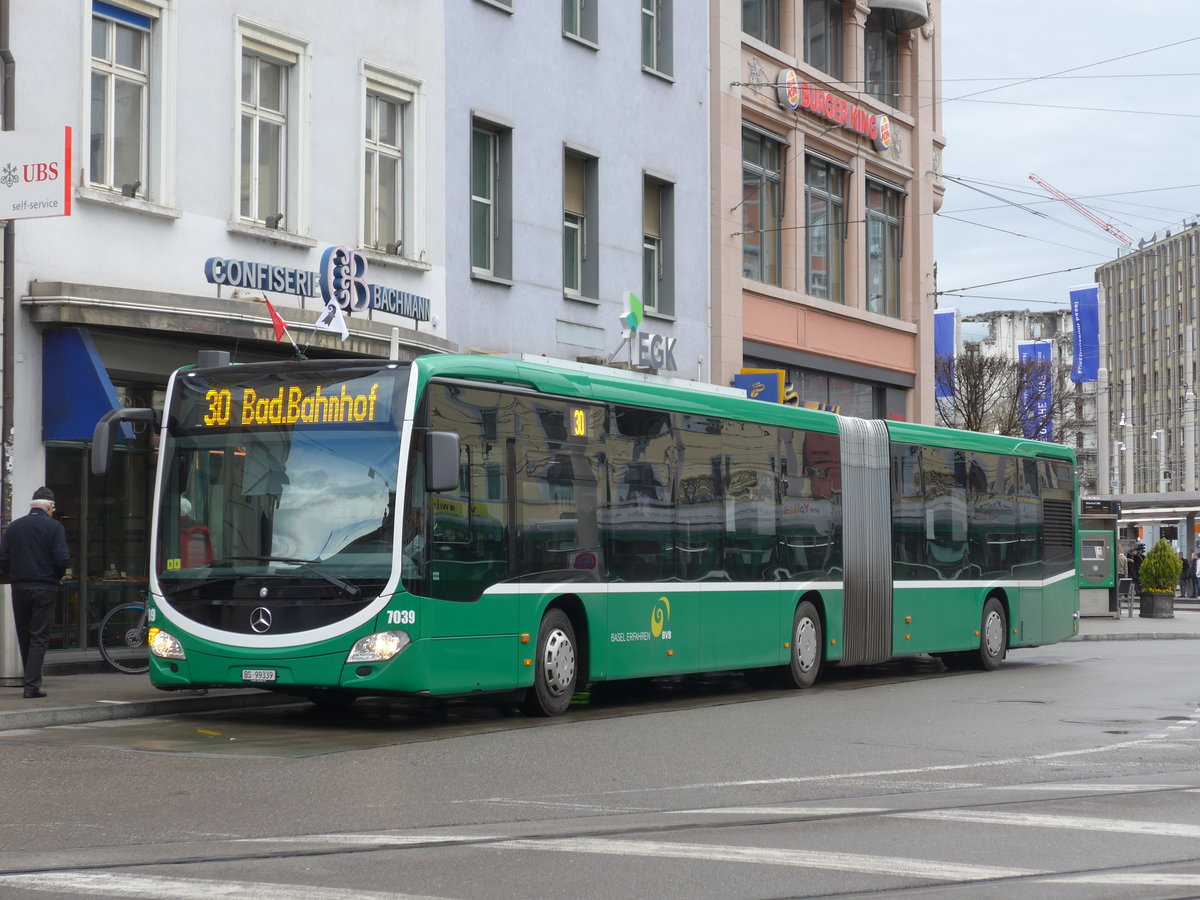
[97,600,150,674]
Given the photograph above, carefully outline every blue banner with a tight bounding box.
[1018,341,1052,441]
[1069,284,1099,383]
[934,309,957,399]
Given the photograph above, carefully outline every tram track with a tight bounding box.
[3,776,1200,894]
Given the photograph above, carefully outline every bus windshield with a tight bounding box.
[156,363,408,603]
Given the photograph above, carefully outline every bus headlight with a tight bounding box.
[147,627,186,660]
[347,631,411,663]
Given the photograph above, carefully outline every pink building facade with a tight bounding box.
[712,0,944,422]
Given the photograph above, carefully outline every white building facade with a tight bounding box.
[2,0,453,667]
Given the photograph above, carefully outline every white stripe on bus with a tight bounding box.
[491,571,1077,597]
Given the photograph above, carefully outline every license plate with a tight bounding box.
[242,669,277,683]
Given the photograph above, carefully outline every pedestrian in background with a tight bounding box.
[1128,543,1145,591]
[0,487,70,698]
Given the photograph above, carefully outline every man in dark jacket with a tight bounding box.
[0,487,69,698]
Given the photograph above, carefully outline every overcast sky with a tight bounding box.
[935,2,1200,329]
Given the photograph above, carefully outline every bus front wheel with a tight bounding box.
[523,609,578,717]
[783,601,822,689]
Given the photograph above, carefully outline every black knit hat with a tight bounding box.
[32,486,54,502]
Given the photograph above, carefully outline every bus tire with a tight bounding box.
[523,608,578,717]
[783,600,822,689]
[976,597,1007,671]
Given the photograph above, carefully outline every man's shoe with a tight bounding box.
[22,689,46,699]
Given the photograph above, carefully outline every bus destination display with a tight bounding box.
[198,380,390,428]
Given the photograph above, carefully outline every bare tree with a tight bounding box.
[934,351,1081,439]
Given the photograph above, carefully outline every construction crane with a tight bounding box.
[1028,173,1134,245]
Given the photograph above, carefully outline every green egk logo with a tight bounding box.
[651,596,671,639]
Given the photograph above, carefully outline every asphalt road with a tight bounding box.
[1,640,1199,899]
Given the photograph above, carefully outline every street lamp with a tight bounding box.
[1151,429,1166,493]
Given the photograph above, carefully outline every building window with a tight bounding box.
[240,53,286,224]
[742,0,780,47]
[563,150,598,299]
[642,0,673,76]
[563,0,598,45]
[866,180,902,317]
[89,2,151,196]
[742,128,784,286]
[805,156,846,302]
[563,154,584,296]
[643,176,675,316]
[865,9,900,107]
[363,69,419,256]
[804,0,842,80]
[471,118,512,279]
[364,92,402,252]
[238,24,305,229]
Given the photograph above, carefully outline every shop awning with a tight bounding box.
[868,0,929,30]
[42,327,129,442]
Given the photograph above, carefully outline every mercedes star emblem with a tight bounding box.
[250,607,273,633]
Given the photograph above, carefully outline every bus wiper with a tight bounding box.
[220,555,361,598]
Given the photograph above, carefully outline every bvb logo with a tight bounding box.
[650,596,671,638]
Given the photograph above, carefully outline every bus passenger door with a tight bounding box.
[701,420,785,671]
[1039,458,1077,643]
[1013,458,1043,645]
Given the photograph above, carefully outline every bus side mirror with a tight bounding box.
[426,431,460,492]
[91,407,157,476]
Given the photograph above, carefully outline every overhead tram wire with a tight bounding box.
[949,97,1200,120]
[941,35,1200,105]
[938,263,1102,291]
[935,213,1116,259]
[938,174,1131,246]
[940,175,1200,252]
[943,179,1200,219]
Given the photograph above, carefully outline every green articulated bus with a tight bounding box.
[92,353,1079,716]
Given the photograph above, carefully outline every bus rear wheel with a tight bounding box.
[523,609,578,717]
[783,600,822,689]
[976,597,1007,670]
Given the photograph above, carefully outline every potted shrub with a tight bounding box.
[1138,538,1180,618]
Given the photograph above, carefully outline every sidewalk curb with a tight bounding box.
[1070,632,1200,642]
[0,691,291,732]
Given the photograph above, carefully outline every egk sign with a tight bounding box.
[635,331,678,371]
[777,69,893,153]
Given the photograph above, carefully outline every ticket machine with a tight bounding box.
[1078,530,1116,618]
[1079,500,1120,617]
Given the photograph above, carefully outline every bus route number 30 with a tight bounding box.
[387,609,416,625]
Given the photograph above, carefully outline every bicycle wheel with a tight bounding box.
[97,603,150,674]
